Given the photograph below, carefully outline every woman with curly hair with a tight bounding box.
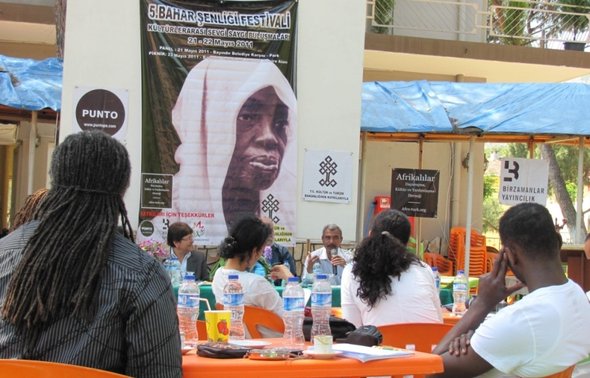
[341,209,442,327]
[211,214,290,316]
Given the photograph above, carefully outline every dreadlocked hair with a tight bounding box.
[10,188,48,231]
[2,131,134,332]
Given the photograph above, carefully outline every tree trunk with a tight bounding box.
[540,144,582,241]
[55,0,67,60]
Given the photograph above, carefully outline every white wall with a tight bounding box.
[60,0,366,243]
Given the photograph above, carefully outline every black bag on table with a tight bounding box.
[343,325,383,347]
[196,342,250,359]
[302,316,356,342]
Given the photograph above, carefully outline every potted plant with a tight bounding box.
[558,0,590,51]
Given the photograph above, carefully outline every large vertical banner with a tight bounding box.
[138,0,298,246]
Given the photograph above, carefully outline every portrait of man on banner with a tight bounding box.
[150,56,297,244]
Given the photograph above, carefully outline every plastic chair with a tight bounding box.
[213,304,285,338]
[0,359,129,377]
[243,305,285,339]
[423,252,454,276]
[542,365,575,378]
[377,322,454,352]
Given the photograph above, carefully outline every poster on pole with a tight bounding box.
[72,87,129,142]
[499,158,548,206]
[302,149,353,204]
[391,168,439,218]
[138,0,298,246]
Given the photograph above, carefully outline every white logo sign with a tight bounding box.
[499,158,548,206]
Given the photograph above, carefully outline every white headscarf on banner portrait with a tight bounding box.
[153,56,297,246]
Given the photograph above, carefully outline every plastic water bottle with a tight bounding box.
[452,269,469,316]
[223,274,245,340]
[282,261,291,286]
[283,277,305,347]
[432,266,441,292]
[310,273,332,338]
[177,272,200,346]
[163,255,182,287]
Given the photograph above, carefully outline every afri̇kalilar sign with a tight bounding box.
[391,168,439,218]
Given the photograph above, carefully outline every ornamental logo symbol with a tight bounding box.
[193,221,205,237]
[319,156,338,187]
[261,193,280,224]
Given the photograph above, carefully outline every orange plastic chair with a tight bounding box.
[542,365,575,378]
[0,359,129,377]
[423,252,454,276]
[197,320,208,340]
[377,323,454,352]
[213,304,284,338]
[243,305,285,339]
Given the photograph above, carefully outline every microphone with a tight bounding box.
[331,248,338,275]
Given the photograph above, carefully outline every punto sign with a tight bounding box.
[73,87,129,141]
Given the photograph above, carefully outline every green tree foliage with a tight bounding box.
[371,0,396,34]
[482,175,504,233]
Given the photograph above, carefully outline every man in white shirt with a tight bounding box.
[302,224,352,285]
[429,203,590,378]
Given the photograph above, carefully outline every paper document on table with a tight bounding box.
[332,343,414,363]
[303,288,312,306]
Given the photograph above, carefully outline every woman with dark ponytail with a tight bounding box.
[212,214,286,316]
[341,209,442,327]
[0,131,181,377]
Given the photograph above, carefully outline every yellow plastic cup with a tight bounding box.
[204,310,231,343]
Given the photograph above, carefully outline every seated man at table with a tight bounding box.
[302,224,353,285]
[261,216,297,285]
[429,203,590,378]
[167,221,209,281]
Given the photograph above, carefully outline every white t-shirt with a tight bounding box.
[212,268,284,316]
[341,261,443,328]
[301,247,353,285]
[471,279,590,378]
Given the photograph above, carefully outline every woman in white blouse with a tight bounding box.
[341,209,442,327]
[212,215,291,316]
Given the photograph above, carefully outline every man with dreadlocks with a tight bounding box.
[0,131,181,377]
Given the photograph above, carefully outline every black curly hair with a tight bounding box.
[352,209,419,308]
[219,214,271,264]
[499,202,562,260]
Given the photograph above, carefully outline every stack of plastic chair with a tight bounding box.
[449,227,487,277]
[423,252,454,276]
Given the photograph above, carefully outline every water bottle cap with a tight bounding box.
[432,267,438,272]
[228,274,239,280]
[458,270,464,274]
[287,277,298,283]
[184,272,195,280]
[316,274,328,280]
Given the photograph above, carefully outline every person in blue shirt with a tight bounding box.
[166,222,209,281]
[261,217,297,285]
